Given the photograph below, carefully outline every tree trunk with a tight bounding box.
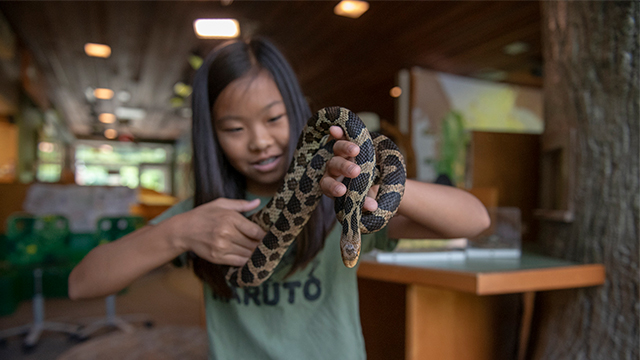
[532,1,639,359]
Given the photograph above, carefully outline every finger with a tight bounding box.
[235,218,267,241]
[329,126,345,140]
[221,254,252,267]
[320,175,347,198]
[367,185,380,199]
[233,234,262,251]
[211,198,261,212]
[333,140,360,158]
[229,244,254,259]
[326,156,360,178]
[363,197,378,212]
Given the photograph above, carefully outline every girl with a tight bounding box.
[69,38,490,359]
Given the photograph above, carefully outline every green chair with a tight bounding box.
[0,214,80,351]
[76,216,153,340]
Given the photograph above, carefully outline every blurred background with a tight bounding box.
[0,1,636,360]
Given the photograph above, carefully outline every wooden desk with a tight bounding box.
[357,253,605,360]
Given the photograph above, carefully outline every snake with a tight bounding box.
[225,106,406,288]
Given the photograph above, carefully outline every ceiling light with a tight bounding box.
[189,54,203,70]
[193,19,240,39]
[84,43,111,58]
[99,113,116,124]
[474,69,508,82]
[390,86,402,98]
[115,107,146,120]
[170,97,184,108]
[503,41,530,56]
[334,1,369,19]
[38,142,54,153]
[117,91,131,102]
[104,129,118,139]
[85,87,95,102]
[99,144,113,153]
[173,82,192,97]
[94,88,114,100]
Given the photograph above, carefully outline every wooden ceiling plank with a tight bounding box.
[0,0,543,140]
[434,2,542,62]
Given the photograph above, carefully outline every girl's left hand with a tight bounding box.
[320,125,379,212]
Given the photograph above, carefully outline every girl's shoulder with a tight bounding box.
[149,197,195,225]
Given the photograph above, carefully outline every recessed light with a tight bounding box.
[94,88,114,100]
[84,43,111,58]
[104,129,118,139]
[193,19,240,39]
[38,142,54,153]
[99,113,116,124]
[334,1,369,19]
[390,86,402,98]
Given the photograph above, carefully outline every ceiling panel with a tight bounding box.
[0,1,542,141]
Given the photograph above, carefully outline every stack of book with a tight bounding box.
[373,207,522,263]
[373,238,467,263]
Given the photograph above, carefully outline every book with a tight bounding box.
[373,238,467,263]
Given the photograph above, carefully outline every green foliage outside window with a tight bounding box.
[36,164,61,183]
[74,141,172,193]
[75,145,167,165]
[140,168,166,193]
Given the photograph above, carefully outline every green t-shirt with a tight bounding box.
[151,194,396,360]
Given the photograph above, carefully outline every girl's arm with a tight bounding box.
[321,126,490,239]
[68,218,184,300]
[68,198,265,300]
[385,179,490,239]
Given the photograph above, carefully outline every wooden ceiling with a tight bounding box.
[0,1,542,141]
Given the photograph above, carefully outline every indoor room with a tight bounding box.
[0,1,637,360]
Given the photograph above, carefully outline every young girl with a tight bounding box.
[69,38,490,359]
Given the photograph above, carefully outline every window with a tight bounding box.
[74,140,173,194]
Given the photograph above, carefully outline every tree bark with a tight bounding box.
[532,1,639,359]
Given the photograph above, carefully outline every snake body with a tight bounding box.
[225,107,406,288]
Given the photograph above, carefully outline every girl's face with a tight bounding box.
[213,70,291,196]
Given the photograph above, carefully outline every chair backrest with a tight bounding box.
[5,214,70,266]
[95,216,146,245]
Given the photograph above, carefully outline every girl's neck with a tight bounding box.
[246,179,281,197]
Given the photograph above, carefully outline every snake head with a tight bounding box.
[340,230,361,268]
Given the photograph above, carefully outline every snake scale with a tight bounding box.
[225,106,406,288]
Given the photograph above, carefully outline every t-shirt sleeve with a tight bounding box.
[148,198,195,226]
[360,226,398,253]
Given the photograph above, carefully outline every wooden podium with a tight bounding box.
[357,253,605,360]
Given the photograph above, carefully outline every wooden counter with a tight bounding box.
[357,253,606,360]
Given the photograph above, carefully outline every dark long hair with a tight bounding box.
[191,38,336,297]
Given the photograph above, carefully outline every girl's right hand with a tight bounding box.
[173,198,265,267]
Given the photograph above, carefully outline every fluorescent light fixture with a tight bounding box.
[104,129,118,139]
[84,43,111,58]
[334,1,369,19]
[115,107,146,120]
[94,88,114,100]
[389,86,402,98]
[193,19,240,39]
[99,113,116,124]
[117,91,131,103]
[474,69,508,82]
